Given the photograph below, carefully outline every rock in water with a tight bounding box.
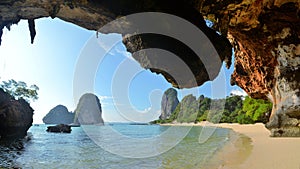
[43,105,75,124]
[74,93,104,125]
[0,89,33,140]
[160,88,179,120]
[46,124,71,133]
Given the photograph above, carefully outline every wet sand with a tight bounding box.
[160,122,300,169]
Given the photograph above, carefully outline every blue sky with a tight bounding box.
[0,18,246,123]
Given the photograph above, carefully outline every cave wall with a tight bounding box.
[0,0,232,88]
[197,0,300,136]
[0,0,299,136]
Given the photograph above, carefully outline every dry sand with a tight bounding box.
[160,122,300,169]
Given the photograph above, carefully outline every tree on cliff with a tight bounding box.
[0,79,39,103]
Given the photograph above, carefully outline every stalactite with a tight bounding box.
[0,26,3,46]
[28,19,36,44]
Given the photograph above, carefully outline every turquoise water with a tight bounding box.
[1,124,232,169]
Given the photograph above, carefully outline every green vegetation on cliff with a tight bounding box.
[0,79,39,103]
[153,93,272,124]
[0,79,37,139]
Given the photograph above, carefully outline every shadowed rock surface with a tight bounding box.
[160,88,179,120]
[0,0,232,89]
[0,89,33,140]
[0,0,299,136]
[0,134,31,168]
[43,105,75,124]
[74,93,104,125]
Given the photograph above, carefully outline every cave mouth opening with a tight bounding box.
[0,16,244,124]
[1,0,300,138]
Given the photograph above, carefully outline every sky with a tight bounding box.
[0,18,246,123]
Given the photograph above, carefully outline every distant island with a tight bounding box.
[73,93,104,125]
[152,88,272,124]
[43,105,75,124]
[42,93,104,125]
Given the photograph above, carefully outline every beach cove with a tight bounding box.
[161,122,300,169]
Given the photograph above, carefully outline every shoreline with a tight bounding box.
[160,122,300,169]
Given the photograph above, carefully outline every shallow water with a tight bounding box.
[1,124,233,169]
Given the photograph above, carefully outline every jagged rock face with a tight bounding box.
[43,105,74,124]
[74,93,104,125]
[198,0,300,136]
[0,0,232,89]
[0,0,299,136]
[0,89,33,139]
[119,0,232,88]
[160,88,179,120]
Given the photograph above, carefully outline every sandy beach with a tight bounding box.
[160,122,300,169]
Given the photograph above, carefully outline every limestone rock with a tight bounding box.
[46,124,71,133]
[43,105,74,124]
[220,2,300,137]
[0,89,33,139]
[0,0,232,89]
[74,93,104,125]
[160,88,179,120]
[177,94,198,123]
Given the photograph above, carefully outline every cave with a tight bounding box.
[0,0,299,137]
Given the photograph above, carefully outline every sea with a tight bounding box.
[0,124,234,169]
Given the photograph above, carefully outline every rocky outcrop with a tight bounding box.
[160,88,179,120]
[0,89,33,139]
[42,105,75,124]
[46,124,71,133]
[0,1,299,136]
[199,1,300,136]
[177,94,198,123]
[74,93,104,125]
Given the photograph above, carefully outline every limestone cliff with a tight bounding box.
[160,88,179,120]
[74,93,104,125]
[43,105,74,124]
[0,89,33,139]
[198,1,300,136]
[0,0,299,136]
[177,94,199,123]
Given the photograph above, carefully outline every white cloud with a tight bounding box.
[114,47,134,60]
[100,102,111,106]
[99,95,113,100]
[230,89,247,96]
[139,107,152,114]
[98,95,114,107]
